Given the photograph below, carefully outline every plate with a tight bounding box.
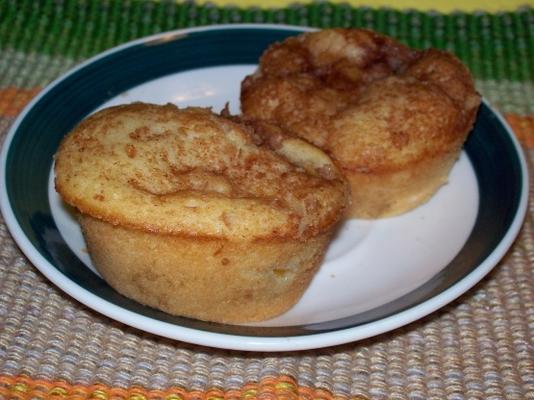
[0,25,528,352]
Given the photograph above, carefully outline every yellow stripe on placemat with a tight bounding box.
[0,87,532,148]
[0,374,367,400]
[195,0,531,13]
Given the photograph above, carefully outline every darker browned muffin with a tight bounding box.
[241,28,481,218]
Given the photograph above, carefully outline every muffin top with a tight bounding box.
[54,103,349,240]
[241,28,481,172]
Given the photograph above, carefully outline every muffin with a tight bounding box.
[241,28,481,218]
[54,103,349,324]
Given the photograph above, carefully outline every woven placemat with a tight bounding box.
[1,1,533,399]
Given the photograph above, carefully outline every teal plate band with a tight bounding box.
[1,26,527,338]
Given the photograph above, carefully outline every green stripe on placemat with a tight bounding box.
[0,1,533,82]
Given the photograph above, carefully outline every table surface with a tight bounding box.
[0,1,533,399]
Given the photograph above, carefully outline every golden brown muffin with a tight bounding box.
[241,28,481,218]
[54,103,349,324]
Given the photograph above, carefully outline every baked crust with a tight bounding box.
[55,103,348,240]
[241,28,481,218]
[54,103,349,323]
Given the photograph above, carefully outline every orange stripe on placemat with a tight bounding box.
[505,114,534,148]
[0,374,367,400]
[0,87,42,118]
